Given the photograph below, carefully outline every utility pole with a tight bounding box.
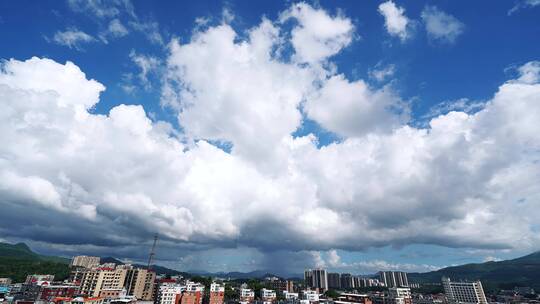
[147,233,158,270]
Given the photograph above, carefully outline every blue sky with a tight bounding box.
[3,0,539,125]
[1,0,540,275]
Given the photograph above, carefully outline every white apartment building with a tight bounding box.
[389,288,411,299]
[442,277,487,304]
[284,291,299,300]
[262,288,277,304]
[380,272,409,288]
[240,288,255,298]
[186,281,205,292]
[157,283,185,304]
[261,288,277,299]
[302,290,319,302]
[388,287,412,304]
[239,288,255,304]
[210,283,225,293]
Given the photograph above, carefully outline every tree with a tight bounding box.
[224,284,238,300]
[324,289,341,299]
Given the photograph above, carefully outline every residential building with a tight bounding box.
[286,281,295,293]
[124,268,156,301]
[335,293,372,304]
[156,283,184,304]
[388,287,412,304]
[77,265,155,301]
[14,283,41,302]
[209,283,224,304]
[442,277,487,304]
[25,274,55,285]
[304,271,313,288]
[301,290,319,302]
[379,272,409,288]
[98,288,126,299]
[340,274,354,289]
[304,269,328,291]
[0,278,12,285]
[180,282,204,304]
[267,278,287,292]
[78,266,128,298]
[328,273,341,289]
[71,256,101,269]
[284,291,299,300]
[261,288,277,304]
[240,288,255,304]
[38,284,79,301]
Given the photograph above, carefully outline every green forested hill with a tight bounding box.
[0,242,186,282]
[409,251,540,291]
[0,242,70,282]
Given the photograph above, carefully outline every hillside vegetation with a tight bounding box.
[409,251,540,291]
[0,242,70,282]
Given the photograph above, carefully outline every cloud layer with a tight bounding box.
[2,3,540,272]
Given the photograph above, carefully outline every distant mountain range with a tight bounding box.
[188,269,301,280]
[409,251,540,290]
[2,241,540,290]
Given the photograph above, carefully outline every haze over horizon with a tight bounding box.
[1,0,540,276]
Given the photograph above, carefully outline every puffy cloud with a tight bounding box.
[421,6,465,44]
[280,2,354,63]
[52,28,96,49]
[305,74,408,137]
[2,3,540,274]
[0,57,237,247]
[327,249,342,267]
[161,19,314,167]
[378,1,412,42]
[0,57,104,109]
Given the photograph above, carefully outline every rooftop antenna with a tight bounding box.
[147,233,158,270]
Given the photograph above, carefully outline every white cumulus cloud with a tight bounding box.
[280,2,354,63]
[378,1,412,42]
[304,74,408,137]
